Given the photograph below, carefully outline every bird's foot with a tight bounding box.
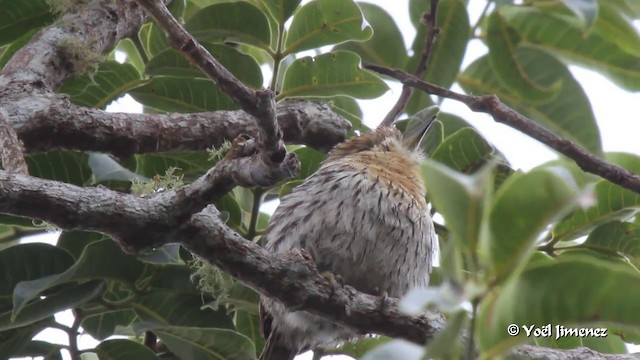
[372,287,389,313]
[320,271,344,298]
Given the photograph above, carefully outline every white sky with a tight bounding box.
[13,1,640,359]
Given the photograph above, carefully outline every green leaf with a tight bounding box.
[431,127,495,174]
[145,23,170,58]
[334,3,406,68]
[0,243,74,300]
[423,310,467,358]
[559,0,599,29]
[89,153,146,183]
[486,11,561,103]
[12,240,145,319]
[581,221,640,269]
[57,61,144,109]
[115,38,146,73]
[96,339,159,360]
[133,151,211,180]
[485,168,580,280]
[186,2,271,49]
[132,292,234,329]
[139,244,184,265]
[419,160,493,254]
[0,321,51,358]
[57,231,108,259]
[279,51,388,99]
[458,48,603,155]
[146,44,263,87]
[553,180,640,241]
[499,5,640,91]
[478,256,640,355]
[235,310,264,357]
[250,0,300,25]
[0,281,104,330]
[336,336,392,358]
[82,309,138,340]
[284,0,372,54]
[0,0,53,46]
[12,340,63,359]
[406,0,469,114]
[129,77,236,112]
[0,29,37,69]
[135,323,257,360]
[26,151,92,186]
[292,147,325,180]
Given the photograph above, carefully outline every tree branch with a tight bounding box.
[0,110,28,174]
[134,0,285,164]
[380,0,440,127]
[364,63,640,195]
[9,97,349,156]
[1,0,154,91]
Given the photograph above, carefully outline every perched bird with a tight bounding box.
[259,114,437,360]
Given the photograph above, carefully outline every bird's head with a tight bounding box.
[326,106,438,162]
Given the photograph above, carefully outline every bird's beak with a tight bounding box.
[401,105,439,150]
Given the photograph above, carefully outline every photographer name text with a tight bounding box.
[507,324,607,340]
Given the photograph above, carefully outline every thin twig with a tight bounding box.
[380,0,440,127]
[365,63,640,195]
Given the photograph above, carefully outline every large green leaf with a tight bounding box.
[406,0,469,114]
[82,309,138,340]
[57,61,144,109]
[0,0,53,46]
[553,179,640,241]
[284,0,372,54]
[499,5,640,91]
[133,151,211,180]
[458,49,602,156]
[135,323,256,360]
[186,2,271,50]
[431,127,495,174]
[11,240,146,319]
[0,29,37,69]
[485,167,580,280]
[0,281,104,331]
[559,0,599,29]
[486,11,560,103]
[334,3,406,68]
[235,310,264,357]
[26,151,92,186]
[249,0,300,25]
[292,147,325,180]
[95,339,159,360]
[279,51,388,99]
[132,292,234,329]
[478,256,640,355]
[581,221,640,270]
[420,160,493,254]
[0,243,73,301]
[129,77,236,112]
[0,321,52,358]
[146,43,263,87]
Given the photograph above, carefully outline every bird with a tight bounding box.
[258,113,437,360]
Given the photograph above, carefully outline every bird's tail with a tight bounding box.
[259,331,297,360]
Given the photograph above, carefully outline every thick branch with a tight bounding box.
[9,97,350,156]
[0,0,152,91]
[0,110,28,174]
[365,64,640,195]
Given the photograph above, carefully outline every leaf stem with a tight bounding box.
[269,21,286,91]
[247,188,264,240]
